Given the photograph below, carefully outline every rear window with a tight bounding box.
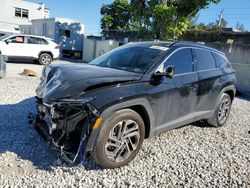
[27,37,48,45]
[194,49,216,71]
[212,53,227,67]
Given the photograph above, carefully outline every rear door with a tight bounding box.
[193,48,222,112]
[26,36,49,58]
[155,48,199,132]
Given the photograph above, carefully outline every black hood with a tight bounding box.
[36,63,143,102]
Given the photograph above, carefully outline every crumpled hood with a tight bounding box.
[36,63,142,103]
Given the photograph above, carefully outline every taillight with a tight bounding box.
[55,45,60,49]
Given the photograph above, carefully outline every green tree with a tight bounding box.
[130,0,147,29]
[216,17,228,28]
[235,21,245,32]
[100,0,221,40]
[100,0,130,32]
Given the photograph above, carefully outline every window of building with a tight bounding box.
[15,8,29,19]
[194,49,216,71]
[22,9,29,18]
[15,8,21,17]
[164,48,193,75]
[60,29,71,37]
[27,37,48,45]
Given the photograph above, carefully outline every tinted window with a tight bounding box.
[164,48,193,74]
[7,36,24,43]
[194,49,216,71]
[90,46,163,73]
[27,37,48,44]
[213,53,227,67]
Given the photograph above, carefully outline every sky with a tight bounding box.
[29,0,250,35]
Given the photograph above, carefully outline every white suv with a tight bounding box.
[0,34,60,65]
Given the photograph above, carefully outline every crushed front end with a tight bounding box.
[33,97,100,165]
[32,65,100,165]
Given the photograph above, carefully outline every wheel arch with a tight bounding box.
[86,98,156,152]
[224,89,235,102]
[125,105,151,139]
[215,85,236,108]
[39,51,54,59]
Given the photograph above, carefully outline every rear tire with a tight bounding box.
[39,53,52,65]
[91,109,145,169]
[207,93,232,127]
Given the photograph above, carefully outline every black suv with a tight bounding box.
[34,41,236,168]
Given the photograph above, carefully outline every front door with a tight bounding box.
[154,48,198,133]
[2,35,26,57]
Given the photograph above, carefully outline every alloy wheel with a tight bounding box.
[218,98,230,124]
[105,119,140,163]
[41,55,51,64]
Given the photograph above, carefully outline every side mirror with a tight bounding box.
[5,39,11,44]
[165,65,174,79]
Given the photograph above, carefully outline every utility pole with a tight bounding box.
[218,9,224,28]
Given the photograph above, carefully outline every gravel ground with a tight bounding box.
[0,71,249,187]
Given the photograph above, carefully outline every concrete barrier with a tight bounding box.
[206,43,250,96]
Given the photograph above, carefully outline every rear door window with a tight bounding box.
[27,37,48,44]
[194,49,216,71]
[164,48,193,74]
[212,53,227,67]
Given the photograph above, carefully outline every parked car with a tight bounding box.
[0,34,60,65]
[0,51,7,79]
[33,41,236,168]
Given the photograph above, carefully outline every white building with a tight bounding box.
[0,0,49,33]
[20,17,85,58]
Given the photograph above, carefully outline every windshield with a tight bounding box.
[89,45,167,73]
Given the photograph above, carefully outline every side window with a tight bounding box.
[194,49,216,71]
[27,37,48,45]
[6,36,24,43]
[212,53,227,67]
[164,48,193,74]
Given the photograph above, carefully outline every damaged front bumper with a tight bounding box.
[32,97,101,165]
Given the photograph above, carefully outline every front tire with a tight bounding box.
[39,53,52,65]
[207,93,232,127]
[91,109,145,169]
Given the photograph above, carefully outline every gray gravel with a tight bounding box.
[0,74,250,187]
